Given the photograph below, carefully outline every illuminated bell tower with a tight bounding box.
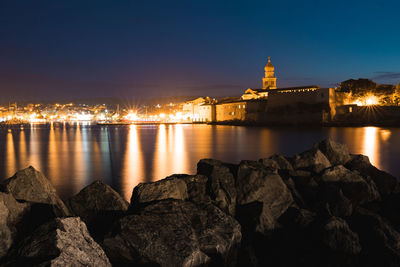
[262,56,277,89]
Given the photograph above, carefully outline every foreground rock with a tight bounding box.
[67,180,129,240]
[320,165,380,205]
[197,159,237,216]
[292,148,331,173]
[4,217,111,266]
[103,199,241,266]
[0,166,70,216]
[0,192,30,258]
[131,175,189,204]
[349,208,400,267]
[313,139,352,166]
[2,139,400,267]
[346,154,398,196]
[235,160,293,233]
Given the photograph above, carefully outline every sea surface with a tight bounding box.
[0,123,398,200]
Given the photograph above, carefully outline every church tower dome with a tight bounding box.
[262,56,277,89]
[265,56,274,72]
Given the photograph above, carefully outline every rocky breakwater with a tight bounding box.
[1,139,400,267]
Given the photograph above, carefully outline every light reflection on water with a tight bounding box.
[0,123,399,200]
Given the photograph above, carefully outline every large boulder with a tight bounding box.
[288,169,319,206]
[292,149,331,173]
[197,159,237,216]
[349,208,400,267]
[346,154,398,196]
[264,154,294,172]
[0,192,30,259]
[0,166,70,216]
[321,217,361,255]
[235,160,293,233]
[131,176,188,205]
[320,165,380,205]
[175,174,211,204]
[103,199,241,267]
[318,183,353,217]
[4,217,111,266]
[313,139,352,166]
[66,180,129,240]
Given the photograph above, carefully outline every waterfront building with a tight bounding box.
[215,98,247,121]
[182,97,215,121]
[201,57,337,123]
[214,98,268,122]
[198,103,215,122]
[267,86,334,109]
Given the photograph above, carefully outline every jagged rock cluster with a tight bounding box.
[1,139,400,267]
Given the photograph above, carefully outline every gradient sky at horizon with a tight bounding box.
[1,0,399,101]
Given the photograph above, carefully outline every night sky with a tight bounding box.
[1,0,399,101]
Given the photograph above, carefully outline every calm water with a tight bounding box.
[0,123,398,200]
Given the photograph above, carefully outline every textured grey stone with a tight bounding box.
[0,192,30,259]
[103,199,241,267]
[0,166,70,216]
[236,160,293,232]
[292,148,331,173]
[197,159,237,216]
[131,176,188,205]
[313,139,352,166]
[321,165,380,205]
[5,217,111,266]
[67,180,128,240]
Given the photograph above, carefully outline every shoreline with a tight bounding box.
[1,120,400,128]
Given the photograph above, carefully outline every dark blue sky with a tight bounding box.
[1,0,399,101]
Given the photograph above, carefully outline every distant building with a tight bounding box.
[214,98,268,122]
[267,86,334,109]
[190,57,338,124]
[182,97,213,121]
[198,103,215,122]
[215,98,247,121]
[242,88,269,100]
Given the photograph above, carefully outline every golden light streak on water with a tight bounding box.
[73,122,86,190]
[48,122,60,185]
[29,124,42,172]
[122,125,144,200]
[172,124,188,174]
[99,127,112,183]
[153,124,167,179]
[5,131,16,178]
[362,127,380,168]
[18,129,27,170]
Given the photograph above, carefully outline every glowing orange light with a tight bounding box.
[365,96,378,106]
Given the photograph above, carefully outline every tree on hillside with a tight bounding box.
[338,79,377,96]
